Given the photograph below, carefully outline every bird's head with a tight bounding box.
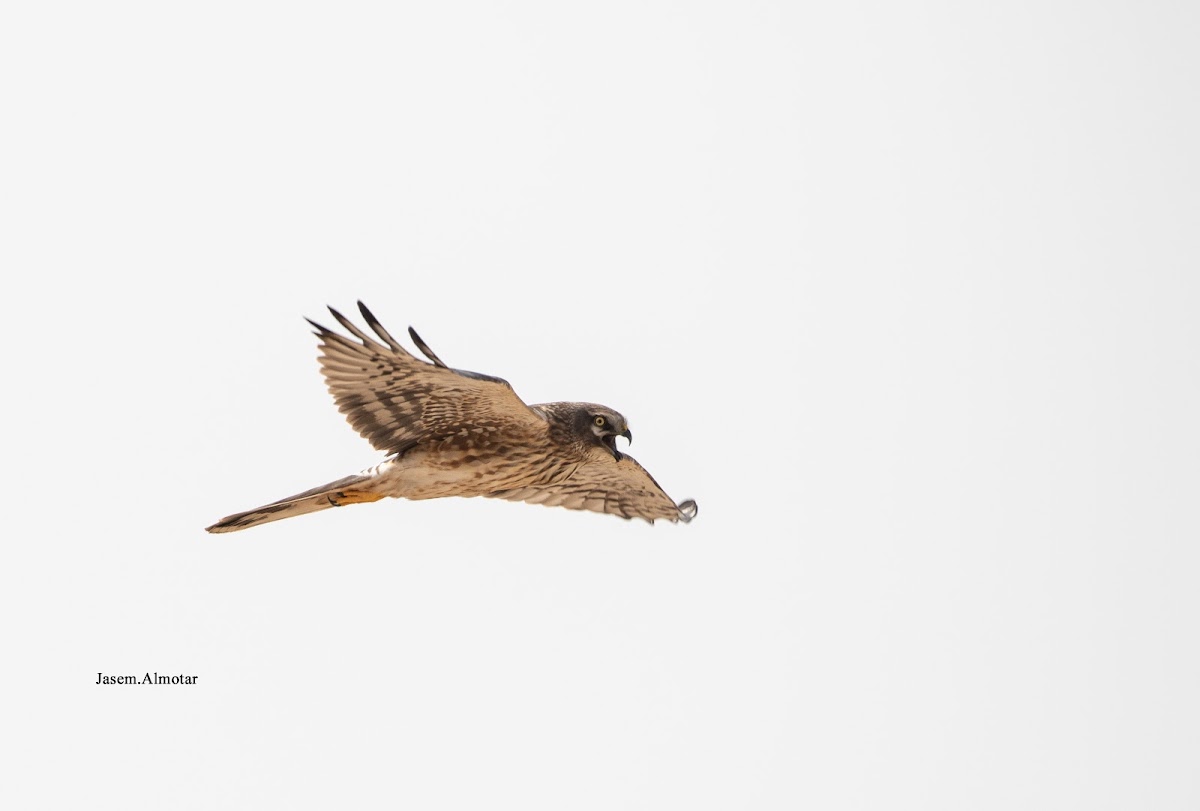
[574,404,632,461]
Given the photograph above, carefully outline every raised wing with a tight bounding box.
[308,301,545,455]
[486,450,698,524]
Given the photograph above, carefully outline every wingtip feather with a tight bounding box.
[357,301,407,353]
[407,326,449,367]
[322,305,382,348]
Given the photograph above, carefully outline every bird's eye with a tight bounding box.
[594,416,606,427]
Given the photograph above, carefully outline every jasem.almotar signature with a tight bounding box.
[96,672,198,685]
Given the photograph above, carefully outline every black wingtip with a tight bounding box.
[321,305,383,348]
[408,326,449,368]
[355,301,407,353]
[356,301,386,335]
[325,305,352,331]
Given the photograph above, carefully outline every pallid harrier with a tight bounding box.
[206,302,697,532]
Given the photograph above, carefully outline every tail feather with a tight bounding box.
[206,474,383,533]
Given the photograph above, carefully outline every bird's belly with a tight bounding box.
[376,448,575,500]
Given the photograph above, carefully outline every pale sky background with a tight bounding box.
[3,1,1199,809]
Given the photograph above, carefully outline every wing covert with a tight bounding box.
[486,450,698,524]
[308,301,544,454]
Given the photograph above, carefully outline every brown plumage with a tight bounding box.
[206,301,697,532]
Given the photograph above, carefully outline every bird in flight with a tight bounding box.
[206,302,698,532]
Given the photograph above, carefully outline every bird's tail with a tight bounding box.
[206,473,384,533]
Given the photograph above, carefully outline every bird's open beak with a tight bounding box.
[620,428,632,446]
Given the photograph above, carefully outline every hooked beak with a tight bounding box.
[620,428,632,446]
